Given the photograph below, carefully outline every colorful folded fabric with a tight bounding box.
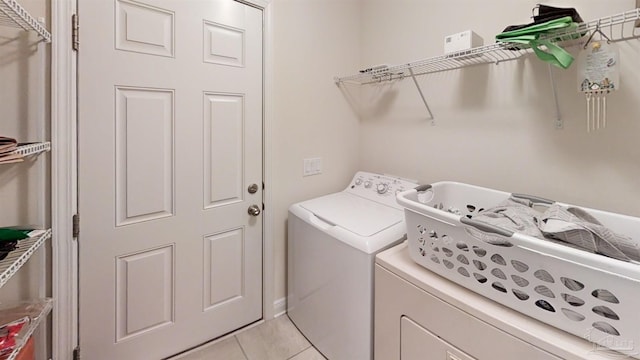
[496,16,578,69]
[0,229,31,242]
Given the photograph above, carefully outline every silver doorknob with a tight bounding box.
[248,204,261,216]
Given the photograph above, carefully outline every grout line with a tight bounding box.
[286,346,326,360]
[285,346,309,360]
[235,335,250,360]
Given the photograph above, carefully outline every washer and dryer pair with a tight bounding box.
[287,171,417,360]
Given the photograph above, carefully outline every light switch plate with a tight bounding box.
[303,157,322,177]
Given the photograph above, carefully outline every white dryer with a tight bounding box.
[287,171,418,360]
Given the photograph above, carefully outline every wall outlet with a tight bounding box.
[303,158,322,176]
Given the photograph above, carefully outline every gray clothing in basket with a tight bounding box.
[464,197,545,247]
[538,205,640,262]
[468,197,640,263]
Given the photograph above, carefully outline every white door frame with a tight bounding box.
[51,0,274,358]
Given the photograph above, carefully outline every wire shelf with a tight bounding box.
[0,229,51,289]
[0,298,53,360]
[12,142,50,157]
[335,8,640,85]
[0,0,51,43]
[336,43,530,85]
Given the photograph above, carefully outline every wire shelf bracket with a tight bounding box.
[12,142,51,157]
[408,68,434,122]
[0,0,51,42]
[548,65,563,129]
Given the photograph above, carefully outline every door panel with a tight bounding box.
[204,228,244,309]
[204,92,244,208]
[203,21,245,67]
[78,1,263,358]
[115,245,175,341]
[115,0,175,57]
[115,87,175,225]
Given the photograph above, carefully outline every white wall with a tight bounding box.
[358,0,640,217]
[270,0,361,303]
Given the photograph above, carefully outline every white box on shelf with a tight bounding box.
[444,30,483,54]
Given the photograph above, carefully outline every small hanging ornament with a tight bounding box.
[576,28,619,132]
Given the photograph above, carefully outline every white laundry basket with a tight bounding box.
[396,182,640,358]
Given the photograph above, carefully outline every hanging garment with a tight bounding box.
[496,16,578,69]
[534,5,583,25]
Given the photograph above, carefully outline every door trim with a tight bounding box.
[261,0,275,321]
[52,0,274,358]
[52,0,78,359]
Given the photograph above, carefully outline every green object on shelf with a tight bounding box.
[0,228,32,242]
[496,16,578,69]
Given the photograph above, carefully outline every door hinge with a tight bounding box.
[72,14,79,51]
[72,214,80,238]
[73,346,80,360]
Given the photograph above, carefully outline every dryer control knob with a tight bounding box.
[376,183,389,194]
[364,181,372,188]
[355,178,363,186]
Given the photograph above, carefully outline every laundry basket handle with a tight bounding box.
[415,184,432,192]
[512,193,554,205]
[460,217,515,237]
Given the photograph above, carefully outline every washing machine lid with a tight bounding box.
[299,192,403,237]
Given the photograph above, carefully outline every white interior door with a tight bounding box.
[77,1,263,358]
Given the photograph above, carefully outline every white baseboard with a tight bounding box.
[273,297,286,318]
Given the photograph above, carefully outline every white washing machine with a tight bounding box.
[287,171,418,360]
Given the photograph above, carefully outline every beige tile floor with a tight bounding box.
[170,315,327,360]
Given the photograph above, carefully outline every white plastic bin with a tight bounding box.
[396,182,640,358]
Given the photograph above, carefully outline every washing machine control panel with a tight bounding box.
[347,171,418,208]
